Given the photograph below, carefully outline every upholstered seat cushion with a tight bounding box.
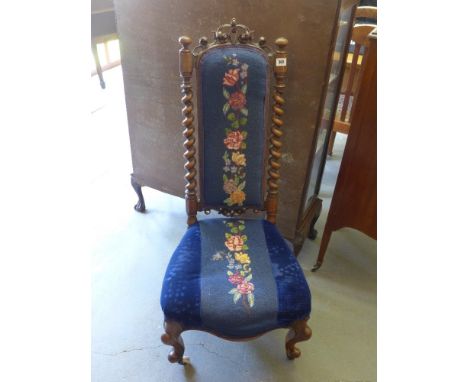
[160,219,311,338]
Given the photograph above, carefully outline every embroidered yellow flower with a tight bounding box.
[230,189,246,204]
[235,252,251,264]
[231,152,246,166]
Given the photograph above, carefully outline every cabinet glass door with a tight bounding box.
[302,5,354,213]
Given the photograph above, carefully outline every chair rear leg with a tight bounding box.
[285,319,312,360]
[161,320,188,365]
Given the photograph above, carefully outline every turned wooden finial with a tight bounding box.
[275,37,288,50]
[179,36,193,76]
[179,36,192,48]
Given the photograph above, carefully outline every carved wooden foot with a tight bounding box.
[308,227,318,241]
[161,321,188,365]
[311,261,322,272]
[131,175,146,213]
[285,319,312,360]
[312,227,332,272]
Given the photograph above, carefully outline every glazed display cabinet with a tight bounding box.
[291,0,358,252]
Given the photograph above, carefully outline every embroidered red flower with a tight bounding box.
[228,91,246,111]
[237,281,255,295]
[223,131,244,150]
[223,69,240,86]
[228,273,244,285]
[225,234,244,251]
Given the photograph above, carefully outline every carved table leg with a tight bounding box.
[308,200,323,240]
[312,227,332,272]
[285,319,312,360]
[131,175,146,213]
[161,320,188,365]
[92,42,106,89]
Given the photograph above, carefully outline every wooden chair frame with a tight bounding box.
[161,18,311,365]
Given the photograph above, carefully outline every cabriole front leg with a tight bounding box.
[161,320,188,365]
[285,319,312,360]
[131,175,146,213]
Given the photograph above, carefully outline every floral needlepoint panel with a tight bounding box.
[222,56,249,207]
[198,219,279,338]
[198,47,268,208]
[211,220,255,310]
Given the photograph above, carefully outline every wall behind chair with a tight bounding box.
[114,0,339,240]
[92,0,114,13]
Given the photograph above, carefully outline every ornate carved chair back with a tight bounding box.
[178,19,288,225]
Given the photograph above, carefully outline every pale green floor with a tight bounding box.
[90,67,377,382]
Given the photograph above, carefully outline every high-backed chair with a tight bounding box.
[160,19,312,365]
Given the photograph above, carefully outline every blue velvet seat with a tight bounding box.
[161,218,311,338]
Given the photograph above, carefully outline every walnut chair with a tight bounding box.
[160,19,312,365]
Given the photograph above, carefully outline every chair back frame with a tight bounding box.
[178,19,288,225]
